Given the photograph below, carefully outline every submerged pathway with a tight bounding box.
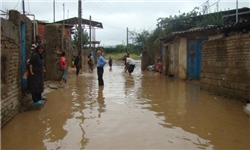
[1,60,250,149]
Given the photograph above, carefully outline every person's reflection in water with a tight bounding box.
[97,86,106,118]
[124,75,135,97]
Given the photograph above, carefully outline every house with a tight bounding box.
[1,10,33,128]
[160,8,250,101]
[160,7,250,79]
[35,17,103,81]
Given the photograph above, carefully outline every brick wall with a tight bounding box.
[1,10,32,128]
[1,16,21,128]
[201,33,250,102]
[38,24,45,37]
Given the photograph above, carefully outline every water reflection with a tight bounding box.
[97,86,106,118]
[1,62,249,149]
[138,74,213,148]
[124,75,135,97]
[138,71,249,149]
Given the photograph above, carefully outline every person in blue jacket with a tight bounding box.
[96,50,106,86]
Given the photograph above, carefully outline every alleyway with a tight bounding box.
[1,60,250,149]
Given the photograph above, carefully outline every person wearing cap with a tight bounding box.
[31,35,42,52]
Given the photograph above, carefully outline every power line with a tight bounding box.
[27,0,31,14]
[14,0,20,9]
[55,1,63,20]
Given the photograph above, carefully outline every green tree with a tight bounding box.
[130,29,151,51]
[71,26,89,50]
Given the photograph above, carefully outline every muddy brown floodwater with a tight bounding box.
[1,60,250,149]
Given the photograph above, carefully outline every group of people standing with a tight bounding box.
[25,40,136,105]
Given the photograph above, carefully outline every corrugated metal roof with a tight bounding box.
[54,17,103,29]
[161,18,250,42]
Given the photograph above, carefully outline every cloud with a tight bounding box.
[1,0,249,46]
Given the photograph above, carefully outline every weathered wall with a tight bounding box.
[201,33,250,102]
[44,24,72,81]
[162,44,169,75]
[179,37,187,79]
[141,50,150,70]
[163,37,187,79]
[1,10,32,128]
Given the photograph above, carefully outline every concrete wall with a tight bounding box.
[1,10,32,128]
[201,32,250,102]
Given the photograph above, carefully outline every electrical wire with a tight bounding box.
[14,0,20,9]
[55,1,63,20]
[27,0,31,14]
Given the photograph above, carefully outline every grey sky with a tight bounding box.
[1,0,249,46]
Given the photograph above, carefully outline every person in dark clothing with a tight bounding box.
[88,53,94,71]
[96,50,106,86]
[27,44,45,105]
[108,56,113,68]
[30,34,47,100]
[74,53,82,75]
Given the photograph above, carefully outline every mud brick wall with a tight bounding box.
[1,10,33,128]
[201,33,250,102]
[45,24,72,81]
[1,16,21,128]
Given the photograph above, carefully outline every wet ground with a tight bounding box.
[1,60,250,149]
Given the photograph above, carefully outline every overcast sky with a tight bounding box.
[1,0,250,46]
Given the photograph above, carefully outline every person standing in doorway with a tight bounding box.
[60,51,67,85]
[31,34,42,52]
[27,44,45,105]
[74,52,82,76]
[156,54,163,74]
[27,34,47,100]
[96,50,106,86]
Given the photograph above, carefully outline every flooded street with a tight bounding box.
[1,60,250,149]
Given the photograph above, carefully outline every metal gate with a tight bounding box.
[187,38,206,79]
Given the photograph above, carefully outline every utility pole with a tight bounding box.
[126,27,128,54]
[53,0,55,22]
[22,0,25,14]
[78,0,82,54]
[89,15,92,50]
[236,0,238,23]
[62,3,65,52]
[78,0,82,69]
